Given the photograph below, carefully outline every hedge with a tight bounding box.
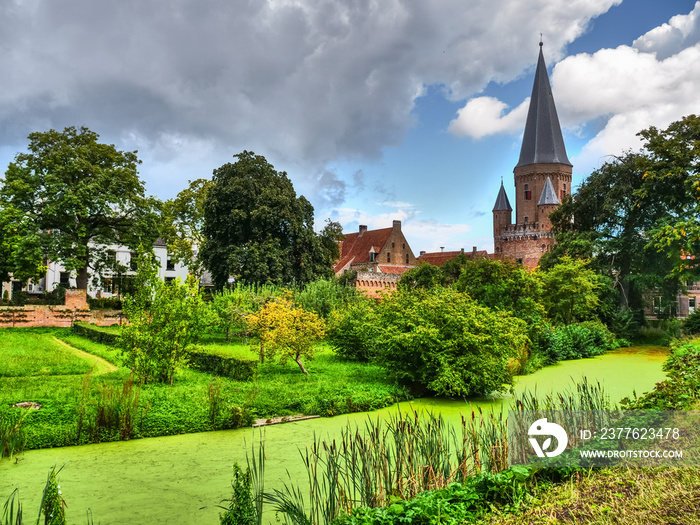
[72,322,120,345]
[187,351,259,382]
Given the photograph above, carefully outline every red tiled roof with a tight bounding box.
[336,227,393,265]
[378,265,412,275]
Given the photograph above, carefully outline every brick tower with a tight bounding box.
[493,42,572,269]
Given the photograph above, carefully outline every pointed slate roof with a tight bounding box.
[538,176,560,205]
[516,43,572,168]
[492,181,513,212]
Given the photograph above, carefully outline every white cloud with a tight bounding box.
[633,2,700,59]
[448,97,530,139]
[0,0,621,200]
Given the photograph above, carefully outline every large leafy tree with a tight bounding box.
[0,127,160,289]
[160,178,213,279]
[201,151,338,287]
[638,115,700,281]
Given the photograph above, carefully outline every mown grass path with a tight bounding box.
[51,336,118,375]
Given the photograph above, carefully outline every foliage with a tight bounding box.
[294,278,359,319]
[37,465,67,525]
[683,308,700,335]
[0,126,160,290]
[455,257,549,355]
[188,351,258,381]
[247,294,325,374]
[638,115,700,281]
[545,322,618,362]
[201,151,337,287]
[396,262,443,290]
[86,296,123,310]
[160,178,213,279]
[326,297,380,361]
[71,322,120,346]
[119,254,210,385]
[219,464,257,525]
[374,287,528,396]
[0,409,27,459]
[256,408,512,525]
[210,284,282,341]
[540,257,600,325]
[623,338,700,410]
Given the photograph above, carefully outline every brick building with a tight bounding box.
[493,42,572,270]
[334,220,417,295]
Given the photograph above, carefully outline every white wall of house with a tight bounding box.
[22,243,190,298]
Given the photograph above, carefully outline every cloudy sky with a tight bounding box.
[1,0,699,254]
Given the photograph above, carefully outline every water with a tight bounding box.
[0,347,667,524]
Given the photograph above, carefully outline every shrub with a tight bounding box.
[326,298,380,361]
[545,321,617,362]
[87,296,123,310]
[219,464,257,525]
[374,287,529,397]
[295,278,360,319]
[188,351,258,381]
[683,308,700,335]
[72,322,119,346]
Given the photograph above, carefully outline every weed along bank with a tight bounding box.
[1,342,668,524]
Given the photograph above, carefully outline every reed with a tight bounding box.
[255,407,508,525]
[0,410,27,460]
[1,489,22,525]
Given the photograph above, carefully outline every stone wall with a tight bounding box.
[354,271,400,297]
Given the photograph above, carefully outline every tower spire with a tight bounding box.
[516,43,571,168]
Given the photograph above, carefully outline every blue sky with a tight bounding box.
[1,0,699,255]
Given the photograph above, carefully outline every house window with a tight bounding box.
[59,272,70,286]
[690,297,696,313]
[524,216,529,224]
[130,253,138,271]
[166,258,175,272]
[387,252,391,263]
[524,183,532,200]
[517,258,523,265]
[369,252,376,262]
[165,277,175,285]
[405,254,409,264]
[27,283,34,292]
[392,242,395,248]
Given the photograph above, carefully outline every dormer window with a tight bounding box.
[369,248,376,262]
[524,183,532,200]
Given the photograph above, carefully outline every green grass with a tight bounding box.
[0,328,96,377]
[0,328,408,451]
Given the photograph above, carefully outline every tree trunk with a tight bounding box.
[76,265,89,290]
[295,352,309,375]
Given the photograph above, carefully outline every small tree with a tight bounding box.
[540,257,600,325]
[247,294,325,375]
[211,284,282,341]
[119,254,209,385]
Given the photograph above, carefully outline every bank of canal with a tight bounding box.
[0,347,668,524]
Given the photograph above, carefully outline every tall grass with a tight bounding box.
[0,410,27,459]
[256,407,508,525]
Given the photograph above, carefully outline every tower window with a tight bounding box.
[561,183,567,201]
[524,216,529,224]
[524,183,532,200]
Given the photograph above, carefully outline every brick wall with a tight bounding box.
[0,289,123,328]
[354,271,400,298]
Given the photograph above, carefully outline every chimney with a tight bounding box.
[358,225,367,237]
[473,246,477,255]
[392,220,401,231]
[420,250,426,256]
[460,248,464,254]
[440,247,445,252]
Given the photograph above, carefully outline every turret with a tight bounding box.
[492,181,512,237]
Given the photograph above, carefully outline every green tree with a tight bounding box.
[540,257,600,325]
[160,178,213,279]
[637,115,700,281]
[0,127,160,290]
[397,262,443,291]
[0,204,46,284]
[119,253,210,385]
[247,294,325,374]
[543,152,677,311]
[374,287,528,397]
[201,151,336,288]
[210,284,281,341]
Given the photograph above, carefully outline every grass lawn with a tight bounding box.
[0,327,408,451]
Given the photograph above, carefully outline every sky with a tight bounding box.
[1,0,699,255]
